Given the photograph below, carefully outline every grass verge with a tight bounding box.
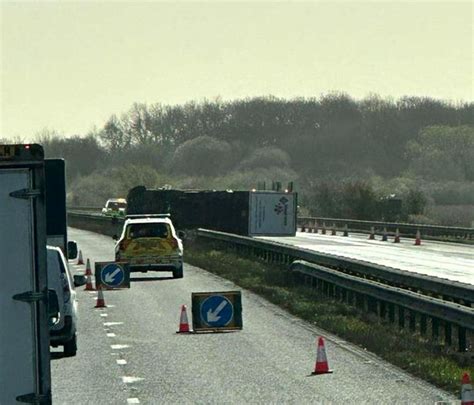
[185,239,473,395]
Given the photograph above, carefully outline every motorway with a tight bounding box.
[51,228,455,404]
[262,231,474,285]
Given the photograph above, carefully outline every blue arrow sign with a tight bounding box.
[101,263,125,288]
[200,295,234,327]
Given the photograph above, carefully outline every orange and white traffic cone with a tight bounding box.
[77,250,84,265]
[343,224,349,237]
[95,286,107,308]
[368,226,375,240]
[312,337,333,375]
[84,274,95,291]
[381,227,388,242]
[414,229,421,246]
[85,258,92,276]
[176,304,191,333]
[394,228,400,243]
[461,372,474,405]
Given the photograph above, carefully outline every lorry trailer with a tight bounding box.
[126,186,297,237]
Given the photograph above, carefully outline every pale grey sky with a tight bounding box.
[1,1,473,140]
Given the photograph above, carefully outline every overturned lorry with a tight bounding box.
[127,186,297,237]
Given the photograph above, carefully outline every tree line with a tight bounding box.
[34,94,474,225]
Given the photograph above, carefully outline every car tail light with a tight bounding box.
[169,238,178,249]
[119,239,130,251]
[63,279,71,303]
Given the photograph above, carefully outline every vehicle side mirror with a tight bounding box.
[48,289,60,322]
[73,274,87,287]
[177,230,186,239]
[112,234,118,241]
[67,240,78,260]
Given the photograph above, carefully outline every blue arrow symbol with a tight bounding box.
[105,268,121,284]
[207,300,228,323]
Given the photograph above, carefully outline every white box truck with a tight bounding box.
[0,144,52,404]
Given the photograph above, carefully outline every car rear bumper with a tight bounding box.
[129,261,182,272]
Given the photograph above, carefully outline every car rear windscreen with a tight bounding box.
[127,223,171,239]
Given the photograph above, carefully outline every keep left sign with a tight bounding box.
[95,262,130,289]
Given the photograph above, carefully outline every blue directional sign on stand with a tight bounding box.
[95,262,130,289]
[192,291,242,331]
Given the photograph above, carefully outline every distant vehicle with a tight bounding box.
[127,186,297,236]
[47,246,85,357]
[102,198,127,218]
[114,215,184,278]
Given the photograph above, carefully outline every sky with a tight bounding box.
[1,1,473,140]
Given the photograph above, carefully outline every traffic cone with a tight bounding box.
[343,224,349,237]
[85,258,92,276]
[381,227,388,242]
[331,224,336,236]
[95,286,106,308]
[77,250,84,265]
[312,337,333,375]
[461,372,474,405]
[414,229,421,246]
[394,228,400,243]
[84,274,95,291]
[368,226,375,240]
[176,304,191,333]
[322,223,326,235]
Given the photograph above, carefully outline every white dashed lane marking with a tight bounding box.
[100,313,108,317]
[122,376,144,384]
[127,398,140,404]
[107,333,116,337]
[116,359,127,365]
[104,322,124,326]
[111,344,130,350]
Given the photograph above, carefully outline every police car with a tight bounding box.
[102,198,127,218]
[114,215,184,278]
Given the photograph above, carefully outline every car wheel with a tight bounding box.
[64,333,77,357]
[173,265,183,279]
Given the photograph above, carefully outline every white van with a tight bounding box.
[47,246,84,356]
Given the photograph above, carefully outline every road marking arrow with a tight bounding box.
[207,300,228,323]
[105,268,121,284]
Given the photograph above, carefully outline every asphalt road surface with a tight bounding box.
[51,228,455,404]
[261,231,474,285]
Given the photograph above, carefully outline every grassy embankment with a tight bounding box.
[185,239,473,395]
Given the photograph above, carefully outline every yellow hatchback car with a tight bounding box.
[114,215,184,278]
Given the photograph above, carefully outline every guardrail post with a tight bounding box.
[367,296,377,314]
[409,310,416,332]
[355,293,364,310]
[458,327,467,352]
[380,301,387,319]
[432,318,439,340]
[420,314,427,335]
[444,323,452,346]
[388,304,395,323]
[398,307,405,329]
